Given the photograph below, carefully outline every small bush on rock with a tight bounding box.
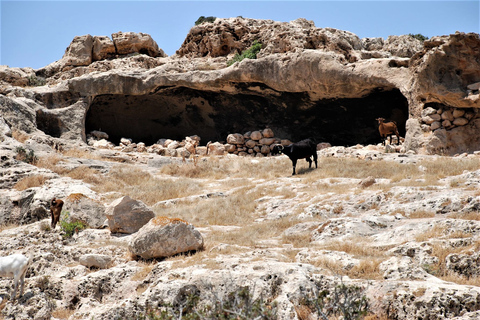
[139,285,277,319]
[227,41,262,66]
[15,146,37,164]
[195,16,216,25]
[305,282,369,320]
[60,211,86,238]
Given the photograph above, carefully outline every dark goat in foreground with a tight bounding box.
[271,139,318,175]
[50,198,64,228]
[376,117,400,145]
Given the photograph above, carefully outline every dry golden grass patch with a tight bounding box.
[13,174,49,190]
[318,238,386,259]
[408,210,436,219]
[35,154,66,173]
[131,260,157,281]
[11,129,30,143]
[93,165,203,206]
[154,187,259,227]
[426,242,480,285]
[414,225,447,242]
[159,156,289,180]
[448,212,480,221]
[51,308,75,320]
[346,259,384,280]
[66,165,102,184]
[61,148,103,160]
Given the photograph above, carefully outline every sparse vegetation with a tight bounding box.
[13,174,49,190]
[59,211,86,238]
[302,281,370,320]
[15,146,37,164]
[194,16,216,25]
[227,40,262,66]
[409,33,429,42]
[27,75,46,87]
[139,285,277,320]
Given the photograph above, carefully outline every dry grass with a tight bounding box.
[94,165,203,206]
[11,129,30,143]
[154,187,259,226]
[131,261,156,281]
[159,156,288,180]
[61,148,103,160]
[408,210,436,219]
[51,308,75,320]
[448,212,480,221]
[13,174,49,190]
[317,238,386,259]
[426,241,480,285]
[415,225,447,242]
[66,166,102,184]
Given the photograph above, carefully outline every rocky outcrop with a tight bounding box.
[128,216,204,259]
[0,19,479,156]
[105,196,154,234]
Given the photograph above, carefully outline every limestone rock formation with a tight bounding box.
[0,19,479,155]
[128,217,204,259]
[105,196,154,234]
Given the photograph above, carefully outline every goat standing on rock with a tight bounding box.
[271,138,318,175]
[376,117,400,146]
[50,198,64,229]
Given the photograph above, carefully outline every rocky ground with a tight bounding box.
[1,132,480,319]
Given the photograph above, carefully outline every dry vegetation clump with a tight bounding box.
[426,241,480,286]
[131,260,156,281]
[66,165,102,184]
[155,187,258,226]
[11,129,30,143]
[159,156,289,180]
[448,212,480,221]
[151,216,188,226]
[94,165,203,205]
[13,174,49,190]
[35,154,68,174]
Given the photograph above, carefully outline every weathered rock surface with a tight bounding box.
[105,196,154,234]
[128,217,204,259]
[1,17,480,320]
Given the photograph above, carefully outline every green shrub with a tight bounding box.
[227,40,262,66]
[15,146,37,164]
[139,285,277,319]
[60,211,86,238]
[195,16,216,25]
[306,282,369,320]
[409,33,429,42]
[27,75,46,87]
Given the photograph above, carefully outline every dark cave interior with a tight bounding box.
[85,85,408,146]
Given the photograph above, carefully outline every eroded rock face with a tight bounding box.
[105,196,154,234]
[128,217,204,259]
[0,19,479,154]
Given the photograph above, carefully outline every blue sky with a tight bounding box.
[1,0,479,69]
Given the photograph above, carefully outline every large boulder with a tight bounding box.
[62,35,94,67]
[111,31,165,57]
[105,196,154,234]
[128,216,204,259]
[63,193,106,229]
[79,254,112,269]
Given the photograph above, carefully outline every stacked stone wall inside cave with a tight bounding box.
[86,85,408,146]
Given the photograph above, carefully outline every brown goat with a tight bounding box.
[376,117,400,145]
[50,198,64,228]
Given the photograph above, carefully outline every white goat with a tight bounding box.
[0,254,31,300]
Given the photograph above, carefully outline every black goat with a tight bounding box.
[271,139,318,175]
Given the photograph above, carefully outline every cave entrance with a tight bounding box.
[86,86,408,146]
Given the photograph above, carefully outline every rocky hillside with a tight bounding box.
[1,18,479,154]
[1,17,480,320]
